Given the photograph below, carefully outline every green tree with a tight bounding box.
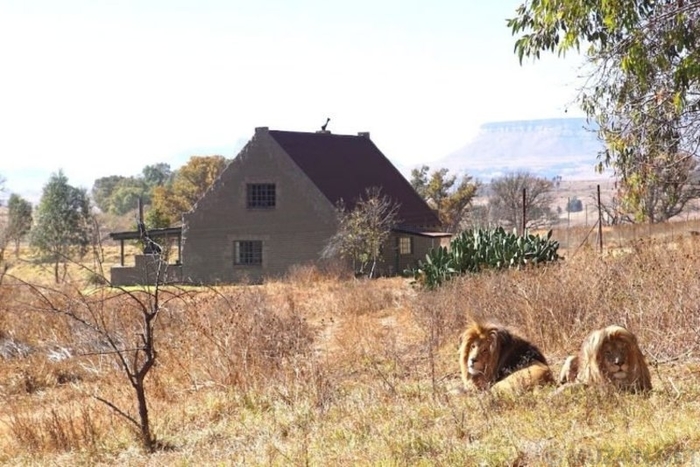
[441,174,481,232]
[488,172,558,231]
[410,165,430,199]
[31,170,92,283]
[109,177,150,215]
[142,163,172,188]
[151,155,228,225]
[6,194,33,257]
[145,205,171,230]
[92,175,126,213]
[92,164,172,216]
[410,165,479,232]
[323,187,400,278]
[509,1,700,223]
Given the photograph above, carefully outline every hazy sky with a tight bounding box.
[0,0,585,201]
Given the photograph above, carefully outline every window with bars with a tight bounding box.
[234,240,262,265]
[246,183,276,209]
[399,237,412,255]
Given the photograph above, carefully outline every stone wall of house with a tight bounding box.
[375,233,451,277]
[180,127,338,284]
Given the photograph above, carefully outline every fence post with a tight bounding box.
[566,196,570,248]
[597,184,603,253]
[522,188,527,236]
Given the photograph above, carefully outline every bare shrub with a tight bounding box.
[285,260,352,284]
[9,404,101,455]
[332,279,407,316]
[170,286,315,391]
[285,263,327,285]
[2,272,186,453]
[322,279,426,393]
[411,237,700,369]
[3,357,88,396]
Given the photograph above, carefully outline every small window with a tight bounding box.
[247,183,276,209]
[399,237,412,255]
[234,240,262,265]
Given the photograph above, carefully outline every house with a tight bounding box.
[109,127,451,285]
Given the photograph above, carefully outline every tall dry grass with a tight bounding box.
[0,230,699,465]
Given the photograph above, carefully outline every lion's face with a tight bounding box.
[600,338,632,382]
[459,324,499,390]
[576,325,652,392]
[466,338,492,376]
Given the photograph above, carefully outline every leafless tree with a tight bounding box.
[9,229,184,452]
[323,187,400,278]
[488,172,558,230]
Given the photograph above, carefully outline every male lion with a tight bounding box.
[459,321,554,394]
[558,324,652,392]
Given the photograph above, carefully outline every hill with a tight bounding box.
[435,118,613,182]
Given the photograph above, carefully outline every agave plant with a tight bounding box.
[407,227,560,289]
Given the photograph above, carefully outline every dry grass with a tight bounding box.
[1,227,700,465]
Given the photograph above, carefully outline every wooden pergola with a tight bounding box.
[108,227,183,266]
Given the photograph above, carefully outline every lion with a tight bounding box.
[558,325,652,392]
[459,320,554,394]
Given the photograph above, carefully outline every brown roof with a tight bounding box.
[268,130,441,228]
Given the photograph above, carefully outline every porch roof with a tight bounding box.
[108,226,183,241]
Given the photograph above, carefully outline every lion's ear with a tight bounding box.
[488,329,499,351]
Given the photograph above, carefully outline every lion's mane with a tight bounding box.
[459,321,553,393]
[561,324,652,392]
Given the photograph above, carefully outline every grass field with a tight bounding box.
[0,223,699,466]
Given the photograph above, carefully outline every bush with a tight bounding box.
[407,227,560,289]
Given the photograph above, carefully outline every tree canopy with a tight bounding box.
[150,156,228,226]
[509,1,700,222]
[410,165,479,232]
[91,164,172,216]
[488,172,557,231]
[6,194,33,257]
[142,163,172,187]
[31,170,93,283]
[92,175,127,214]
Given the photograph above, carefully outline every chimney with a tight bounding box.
[358,132,370,139]
[255,126,269,134]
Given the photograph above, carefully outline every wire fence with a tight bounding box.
[548,184,700,254]
[553,219,700,254]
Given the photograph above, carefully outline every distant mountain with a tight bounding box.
[435,118,612,181]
